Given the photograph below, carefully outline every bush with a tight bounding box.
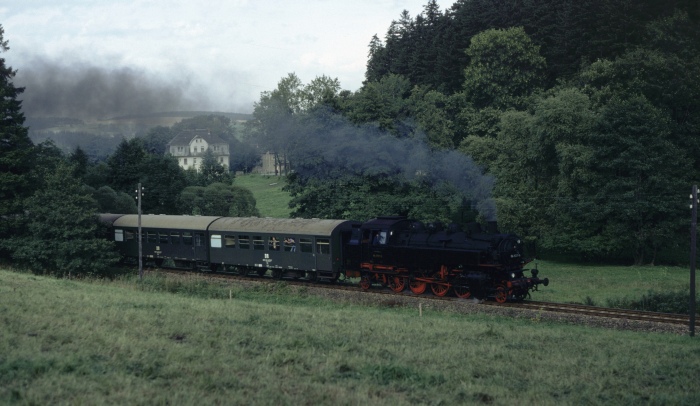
[606,290,699,314]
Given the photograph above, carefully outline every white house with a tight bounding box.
[167,129,230,171]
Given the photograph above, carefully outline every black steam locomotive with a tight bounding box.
[100,214,548,302]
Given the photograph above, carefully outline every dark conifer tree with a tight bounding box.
[106,138,147,194]
[0,26,34,252]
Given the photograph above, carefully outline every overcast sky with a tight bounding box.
[2,1,435,115]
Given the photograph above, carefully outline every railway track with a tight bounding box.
[151,267,691,327]
[489,300,691,326]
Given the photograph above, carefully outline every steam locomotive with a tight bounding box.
[99,214,548,302]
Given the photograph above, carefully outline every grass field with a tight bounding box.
[234,174,291,218]
[2,269,700,405]
[529,260,694,307]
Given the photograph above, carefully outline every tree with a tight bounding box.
[140,154,187,214]
[344,74,414,135]
[0,25,34,247]
[199,149,232,185]
[408,86,457,149]
[107,138,147,194]
[246,73,343,174]
[9,163,119,276]
[463,27,546,110]
[69,146,89,180]
[178,183,259,217]
[571,95,687,264]
[139,125,174,155]
[93,186,137,214]
[365,34,388,83]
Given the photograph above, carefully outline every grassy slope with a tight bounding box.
[2,270,699,405]
[234,174,291,218]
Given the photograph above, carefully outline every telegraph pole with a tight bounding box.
[690,185,697,337]
[136,183,144,281]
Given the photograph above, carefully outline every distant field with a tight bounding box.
[2,269,698,404]
[234,174,291,218]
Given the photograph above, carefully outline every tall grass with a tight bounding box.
[2,269,699,405]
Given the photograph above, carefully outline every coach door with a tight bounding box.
[193,232,207,261]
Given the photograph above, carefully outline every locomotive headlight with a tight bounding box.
[511,273,516,279]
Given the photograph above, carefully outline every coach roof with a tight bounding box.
[209,217,355,236]
[113,214,222,230]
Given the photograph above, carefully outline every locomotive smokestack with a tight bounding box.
[487,221,498,234]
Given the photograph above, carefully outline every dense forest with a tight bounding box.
[245,0,700,264]
[2,0,700,273]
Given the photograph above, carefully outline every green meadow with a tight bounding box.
[2,268,699,405]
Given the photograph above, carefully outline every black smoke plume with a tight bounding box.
[275,108,497,220]
[14,57,204,119]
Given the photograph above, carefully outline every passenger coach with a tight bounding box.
[100,214,361,280]
[207,217,360,280]
[106,214,221,268]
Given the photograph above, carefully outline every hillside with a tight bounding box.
[26,111,253,158]
[234,174,292,218]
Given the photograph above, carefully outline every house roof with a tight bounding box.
[167,129,228,147]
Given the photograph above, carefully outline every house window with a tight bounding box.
[183,158,188,165]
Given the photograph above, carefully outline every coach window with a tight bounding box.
[211,234,222,248]
[283,237,296,252]
[160,232,169,244]
[182,232,193,245]
[224,235,236,248]
[238,235,250,249]
[316,238,330,255]
[147,231,157,243]
[268,236,280,251]
[299,238,313,253]
[114,229,124,242]
[253,236,265,250]
[170,232,180,244]
[125,230,135,241]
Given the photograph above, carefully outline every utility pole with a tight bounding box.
[136,183,144,281]
[690,185,697,337]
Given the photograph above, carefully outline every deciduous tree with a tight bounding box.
[9,163,119,276]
